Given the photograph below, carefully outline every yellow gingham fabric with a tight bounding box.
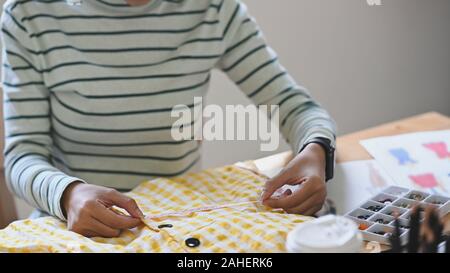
[0,166,311,253]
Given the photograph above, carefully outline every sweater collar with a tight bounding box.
[80,0,163,13]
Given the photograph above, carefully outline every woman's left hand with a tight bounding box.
[260,143,328,216]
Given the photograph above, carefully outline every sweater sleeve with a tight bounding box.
[1,6,85,220]
[216,0,336,153]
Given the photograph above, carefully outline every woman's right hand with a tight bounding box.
[62,182,144,238]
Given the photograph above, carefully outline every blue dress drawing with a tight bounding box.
[388,148,417,165]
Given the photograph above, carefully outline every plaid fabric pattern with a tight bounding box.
[0,166,311,253]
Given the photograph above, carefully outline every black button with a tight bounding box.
[185,237,201,248]
[158,224,173,229]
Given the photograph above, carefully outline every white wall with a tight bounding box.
[202,0,450,168]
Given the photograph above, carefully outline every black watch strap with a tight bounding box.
[299,137,335,181]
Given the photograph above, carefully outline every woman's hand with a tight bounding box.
[261,143,327,216]
[62,183,144,238]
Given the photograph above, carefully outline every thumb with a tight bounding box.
[107,190,145,219]
[261,171,288,201]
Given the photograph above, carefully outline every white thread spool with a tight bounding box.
[286,215,363,253]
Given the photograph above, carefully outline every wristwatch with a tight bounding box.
[299,137,336,181]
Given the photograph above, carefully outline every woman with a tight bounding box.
[2,0,336,237]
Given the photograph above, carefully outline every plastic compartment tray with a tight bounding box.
[345,186,450,245]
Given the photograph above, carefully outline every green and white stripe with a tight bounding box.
[1,0,336,220]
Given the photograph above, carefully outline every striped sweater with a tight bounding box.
[1,0,336,220]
